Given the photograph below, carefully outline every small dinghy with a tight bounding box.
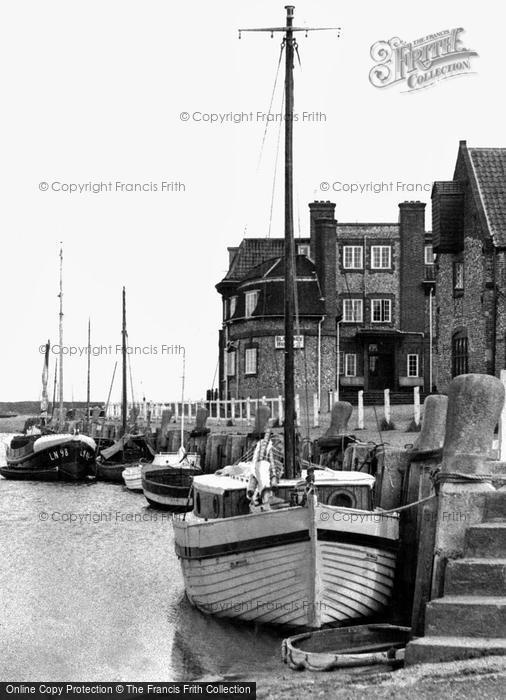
[282,624,411,671]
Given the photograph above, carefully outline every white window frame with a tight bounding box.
[454,262,464,291]
[226,351,236,376]
[229,296,237,318]
[343,245,363,269]
[245,290,259,318]
[424,245,434,265]
[407,354,419,378]
[345,353,357,377]
[343,298,363,323]
[371,298,392,323]
[275,335,304,349]
[371,245,391,269]
[297,244,310,257]
[245,347,257,375]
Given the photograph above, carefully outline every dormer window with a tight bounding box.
[245,290,259,317]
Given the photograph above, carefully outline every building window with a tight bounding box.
[275,335,304,349]
[371,245,391,269]
[297,244,310,257]
[245,290,259,317]
[226,352,236,376]
[454,262,464,292]
[343,298,363,323]
[424,245,435,264]
[343,245,363,269]
[452,330,468,377]
[245,347,257,375]
[371,298,392,323]
[345,354,357,377]
[338,351,344,375]
[229,296,237,318]
[407,354,419,377]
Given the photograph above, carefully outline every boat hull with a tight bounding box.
[173,500,399,630]
[95,462,127,484]
[1,435,96,481]
[122,466,143,492]
[142,458,201,512]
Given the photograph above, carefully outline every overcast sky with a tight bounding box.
[0,0,502,403]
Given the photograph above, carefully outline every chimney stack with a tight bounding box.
[399,200,426,332]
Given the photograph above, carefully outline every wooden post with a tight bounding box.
[414,386,421,427]
[384,388,391,424]
[295,394,300,427]
[278,395,283,423]
[174,401,179,421]
[246,397,251,423]
[231,397,235,421]
[499,369,506,461]
[358,390,364,430]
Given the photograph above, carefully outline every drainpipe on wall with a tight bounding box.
[336,319,341,401]
[318,316,324,412]
[429,288,433,392]
[492,248,498,375]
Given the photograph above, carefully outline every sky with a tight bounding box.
[0,0,503,403]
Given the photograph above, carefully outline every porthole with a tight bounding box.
[328,491,355,508]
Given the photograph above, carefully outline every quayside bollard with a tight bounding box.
[156,409,173,450]
[430,373,504,600]
[187,407,210,468]
[314,401,354,468]
[398,395,448,629]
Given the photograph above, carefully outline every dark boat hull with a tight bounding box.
[142,467,201,512]
[1,438,96,481]
[95,462,128,484]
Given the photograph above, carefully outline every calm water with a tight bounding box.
[0,435,281,681]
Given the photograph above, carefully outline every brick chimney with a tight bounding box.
[399,201,426,332]
[309,201,336,259]
[314,217,338,331]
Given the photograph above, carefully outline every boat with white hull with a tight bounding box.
[142,451,201,511]
[173,470,399,629]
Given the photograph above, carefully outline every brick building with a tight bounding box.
[433,140,506,391]
[216,200,434,405]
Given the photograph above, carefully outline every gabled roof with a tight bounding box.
[468,148,506,247]
[224,239,289,280]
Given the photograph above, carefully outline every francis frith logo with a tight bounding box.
[369,28,478,91]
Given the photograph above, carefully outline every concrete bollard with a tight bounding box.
[251,405,271,438]
[412,395,448,457]
[430,373,504,599]
[230,434,247,464]
[326,401,353,437]
[156,409,174,450]
[315,401,355,469]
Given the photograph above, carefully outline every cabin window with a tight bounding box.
[452,329,468,377]
[229,296,237,318]
[328,491,355,508]
[407,354,419,377]
[371,298,391,323]
[196,493,201,514]
[371,245,391,269]
[212,496,220,517]
[343,298,363,323]
[345,354,357,377]
[343,245,363,269]
[245,347,257,375]
[245,290,259,317]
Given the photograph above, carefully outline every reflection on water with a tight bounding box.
[0,435,282,681]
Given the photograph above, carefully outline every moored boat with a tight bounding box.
[0,432,96,481]
[282,623,411,670]
[142,450,201,511]
[122,464,144,492]
[173,466,399,629]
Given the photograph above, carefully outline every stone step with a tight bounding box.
[445,558,506,595]
[484,491,506,522]
[425,596,506,638]
[465,522,506,558]
[405,635,506,666]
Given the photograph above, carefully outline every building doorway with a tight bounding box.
[367,342,395,390]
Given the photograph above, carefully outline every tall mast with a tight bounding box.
[239,6,338,479]
[180,349,186,450]
[121,286,128,436]
[86,318,91,426]
[283,5,296,478]
[58,244,64,425]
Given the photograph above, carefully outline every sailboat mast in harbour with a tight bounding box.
[121,287,128,436]
[58,244,64,426]
[86,318,91,426]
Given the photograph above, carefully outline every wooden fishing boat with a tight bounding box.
[96,434,153,484]
[142,451,201,511]
[173,467,399,629]
[122,463,144,492]
[282,624,411,670]
[0,433,96,481]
